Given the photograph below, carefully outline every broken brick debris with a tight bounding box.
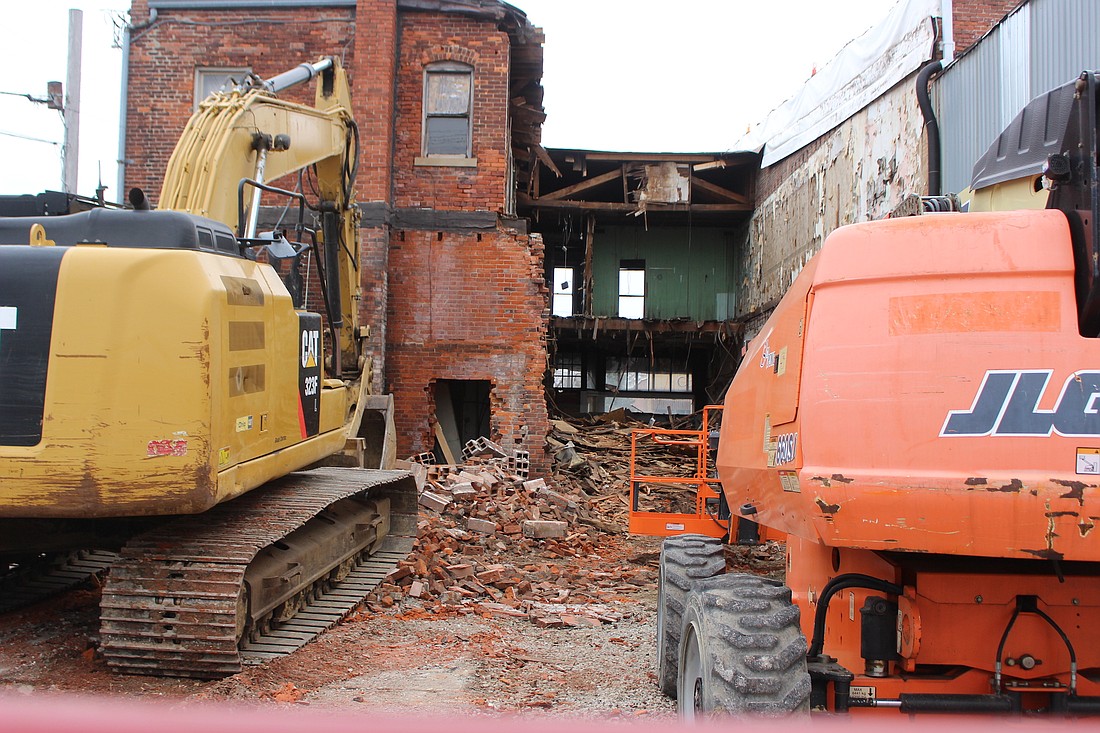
[363,436,655,628]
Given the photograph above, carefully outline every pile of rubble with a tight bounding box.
[549,412,707,519]
[363,433,655,628]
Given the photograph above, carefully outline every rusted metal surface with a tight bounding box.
[100,468,415,678]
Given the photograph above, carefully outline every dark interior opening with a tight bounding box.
[431,379,491,465]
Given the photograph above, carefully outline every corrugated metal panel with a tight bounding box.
[933,0,1099,194]
[1030,0,1100,93]
[999,5,1030,124]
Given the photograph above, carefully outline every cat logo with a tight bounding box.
[301,329,320,369]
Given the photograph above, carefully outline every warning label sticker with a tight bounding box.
[779,470,800,493]
[1077,448,1100,475]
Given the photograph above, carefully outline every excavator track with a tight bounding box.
[99,467,416,678]
[0,550,118,613]
[238,537,410,664]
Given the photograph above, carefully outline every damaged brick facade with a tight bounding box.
[123,0,550,474]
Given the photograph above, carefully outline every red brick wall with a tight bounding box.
[124,1,355,200]
[124,0,551,474]
[352,0,399,395]
[353,0,398,205]
[386,228,549,473]
[392,12,511,212]
[952,0,1023,54]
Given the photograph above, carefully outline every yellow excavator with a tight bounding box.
[0,58,417,678]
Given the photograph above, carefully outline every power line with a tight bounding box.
[0,90,52,106]
[0,130,60,146]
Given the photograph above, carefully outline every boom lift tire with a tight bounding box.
[656,534,725,697]
[677,573,810,719]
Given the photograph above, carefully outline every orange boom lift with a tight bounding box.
[646,71,1100,717]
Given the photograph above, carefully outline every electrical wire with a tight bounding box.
[993,600,1078,694]
[0,130,59,146]
[807,574,904,659]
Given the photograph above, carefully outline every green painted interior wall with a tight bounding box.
[591,225,740,320]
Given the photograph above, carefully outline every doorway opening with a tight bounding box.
[431,379,491,465]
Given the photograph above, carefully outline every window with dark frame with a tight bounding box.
[553,352,583,390]
[423,62,473,157]
[605,357,692,394]
[618,259,645,319]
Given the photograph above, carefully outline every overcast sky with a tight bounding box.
[0,0,896,200]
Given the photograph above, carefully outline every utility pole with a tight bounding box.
[62,8,83,194]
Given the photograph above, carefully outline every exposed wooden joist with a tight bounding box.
[582,152,734,163]
[691,176,750,205]
[538,168,622,201]
[551,315,743,336]
[519,193,751,213]
[534,144,562,178]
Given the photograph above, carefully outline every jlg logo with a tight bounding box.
[941,370,1100,437]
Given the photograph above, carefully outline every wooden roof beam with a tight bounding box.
[518,193,751,212]
[691,176,750,205]
[537,167,622,201]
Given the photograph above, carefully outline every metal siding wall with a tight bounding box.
[589,226,738,321]
[1000,7,1031,125]
[934,0,1100,194]
[935,39,1002,194]
[1029,0,1100,93]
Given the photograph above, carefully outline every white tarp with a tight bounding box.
[739,0,941,167]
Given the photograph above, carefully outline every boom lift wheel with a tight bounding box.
[657,534,725,697]
[677,574,811,719]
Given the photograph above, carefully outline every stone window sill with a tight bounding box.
[414,156,477,168]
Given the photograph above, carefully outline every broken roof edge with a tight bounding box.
[149,0,356,7]
[739,0,941,169]
[544,148,761,163]
[147,0,534,30]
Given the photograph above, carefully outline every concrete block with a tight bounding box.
[522,478,546,492]
[467,517,498,535]
[542,490,576,509]
[394,459,427,491]
[450,482,477,498]
[419,491,451,512]
[522,520,568,539]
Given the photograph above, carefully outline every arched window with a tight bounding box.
[423,62,473,158]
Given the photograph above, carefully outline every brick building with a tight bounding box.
[121,0,550,473]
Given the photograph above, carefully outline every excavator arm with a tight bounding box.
[158,58,362,376]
